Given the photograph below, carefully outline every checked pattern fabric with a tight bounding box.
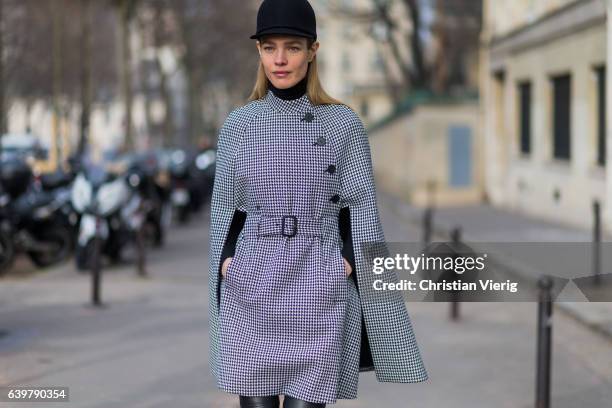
[208,90,428,404]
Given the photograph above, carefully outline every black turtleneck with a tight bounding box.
[267,75,308,100]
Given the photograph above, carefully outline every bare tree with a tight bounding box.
[328,0,421,100]
[113,0,138,150]
[430,0,482,94]
[135,0,187,148]
[145,0,257,146]
[4,0,118,132]
[401,0,429,89]
[3,0,262,153]
[0,0,5,137]
[331,0,481,99]
[78,0,92,156]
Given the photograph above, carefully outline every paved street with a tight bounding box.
[383,190,612,342]
[0,195,611,407]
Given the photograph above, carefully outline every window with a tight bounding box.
[518,81,531,155]
[595,66,606,166]
[551,74,571,160]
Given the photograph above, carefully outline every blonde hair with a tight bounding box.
[247,37,352,109]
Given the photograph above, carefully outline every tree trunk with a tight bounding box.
[51,0,63,172]
[0,0,5,139]
[157,57,174,148]
[120,0,134,150]
[401,0,429,88]
[78,0,92,156]
[150,4,175,148]
[372,0,412,94]
[187,67,204,146]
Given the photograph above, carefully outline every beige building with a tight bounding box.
[311,0,413,125]
[481,0,610,230]
[349,0,484,208]
[370,99,483,207]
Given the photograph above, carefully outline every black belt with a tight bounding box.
[256,215,324,237]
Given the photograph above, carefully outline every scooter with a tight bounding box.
[127,151,170,247]
[0,191,15,274]
[0,159,73,273]
[71,164,145,271]
[9,187,74,268]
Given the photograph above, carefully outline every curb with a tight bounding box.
[383,194,612,343]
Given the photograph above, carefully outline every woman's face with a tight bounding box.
[256,35,319,89]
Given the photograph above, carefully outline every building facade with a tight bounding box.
[481,0,610,230]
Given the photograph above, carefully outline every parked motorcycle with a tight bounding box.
[0,191,14,274]
[37,169,80,250]
[71,163,146,271]
[125,151,170,248]
[0,157,73,273]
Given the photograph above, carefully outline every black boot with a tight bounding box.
[283,395,326,408]
[239,395,280,408]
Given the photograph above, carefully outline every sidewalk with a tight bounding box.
[1,203,611,406]
[380,190,612,342]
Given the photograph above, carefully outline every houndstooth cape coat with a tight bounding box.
[208,89,428,402]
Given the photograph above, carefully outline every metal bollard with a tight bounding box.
[422,206,433,247]
[91,215,103,306]
[135,200,149,277]
[592,200,601,286]
[535,276,553,408]
[449,226,462,321]
[136,224,147,277]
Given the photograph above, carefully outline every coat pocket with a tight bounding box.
[330,245,349,302]
[224,238,261,304]
[224,237,246,291]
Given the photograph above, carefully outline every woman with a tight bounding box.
[208,1,428,407]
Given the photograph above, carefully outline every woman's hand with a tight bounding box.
[343,257,353,277]
[221,257,233,278]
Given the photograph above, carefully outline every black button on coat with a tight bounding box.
[302,112,315,122]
